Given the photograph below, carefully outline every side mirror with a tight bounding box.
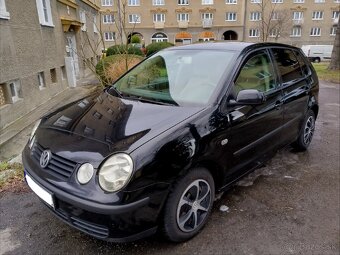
[228,89,265,106]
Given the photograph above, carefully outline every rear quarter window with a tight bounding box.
[272,48,304,84]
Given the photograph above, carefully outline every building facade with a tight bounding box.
[98,0,339,47]
[0,0,100,130]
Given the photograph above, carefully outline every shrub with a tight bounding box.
[146,42,174,57]
[131,35,141,44]
[96,54,144,86]
[106,45,143,57]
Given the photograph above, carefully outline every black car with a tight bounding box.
[22,42,319,243]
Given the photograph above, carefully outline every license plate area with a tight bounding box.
[25,174,55,208]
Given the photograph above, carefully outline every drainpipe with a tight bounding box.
[243,0,248,42]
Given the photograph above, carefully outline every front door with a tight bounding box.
[223,49,284,184]
[66,33,79,77]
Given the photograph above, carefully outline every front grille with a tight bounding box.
[31,142,77,181]
[71,216,109,239]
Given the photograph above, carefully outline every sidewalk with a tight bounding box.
[0,83,99,148]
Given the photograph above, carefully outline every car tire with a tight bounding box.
[314,58,320,63]
[293,110,316,151]
[161,167,215,242]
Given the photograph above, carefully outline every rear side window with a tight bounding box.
[272,48,304,84]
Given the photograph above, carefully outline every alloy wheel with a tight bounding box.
[304,115,315,145]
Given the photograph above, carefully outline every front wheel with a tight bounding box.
[161,168,215,242]
[293,110,316,151]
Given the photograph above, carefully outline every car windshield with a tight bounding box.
[112,49,236,107]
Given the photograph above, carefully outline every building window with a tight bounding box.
[202,13,213,19]
[310,27,321,36]
[314,0,325,2]
[50,68,57,83]
[312,11,323,20]
[38,72,46,89]
[291,26,302,37]
[9,80,22,103]
[249,28,259,37]
[128,14,141,23]
[202,0,213,4]
[293,11,303,20]
[128,0,140,6]
[93,15,98,33]
[332,11,340,19]
[153,13,165,22]
[226,12,237,21]
[293,0,304,2]
[101,0,113,6]
[226,0,237,4]
[269,28,279,37]
[177,13,189,21]
[79,10,86,31]
[335,0,340,3]
[151,32,168,42]
[178,0,189,5]
[0,84,7,106]
[104,32,115,41]
[272,0,283,3]
[251,0,262,3]
[250,12,261,21]
[330,26,337,36]
[103,14,114,24]
[61,66,67,80]
[153,0,165,5]
[271,12,279,20]
[0,0,10,20]
[36,0,54,26]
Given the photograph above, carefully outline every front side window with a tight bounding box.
[129,14,141,23]
[177,13,189,21]
[226,12,237,21]
[113,50,236,106]
[36,0,53,26]
[310,27,321,36]
[312,11,323,20]
[153,13,165,22]
[178,0,189,5]
[234,51,276,94]
[272,48,304,84]
[153,0,165,5]
[128,0,140,6]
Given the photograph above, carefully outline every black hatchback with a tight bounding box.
[22,42,319,242]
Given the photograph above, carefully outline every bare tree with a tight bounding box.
[255,0,290,42]
[328,18,340,70]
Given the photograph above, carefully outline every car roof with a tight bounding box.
[165,42,300,53]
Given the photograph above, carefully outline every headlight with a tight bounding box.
[98,153,133,192]
[30,119,41,141]
[77,163,94,184]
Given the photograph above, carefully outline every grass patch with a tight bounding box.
[312,63,340,84]
[0,161,25,193]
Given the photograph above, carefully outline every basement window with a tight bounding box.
[50,68,57,83]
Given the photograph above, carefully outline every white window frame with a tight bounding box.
[312,11,323,20]
[38,72,46,90]
[271,12,279,20]
[226,0,237,4]
[291,26,302,37]
[293,0,304,2]
[177,13,189,21]
[153,0,165,5]
[269,28,280,37]
[178,0,189,5]
[250,12,261,21]
[101,0,113,6]
[93,15,98,33]
[272,0,283,3]
[0,0,10,20]
[226,12,237,21]
[128,0,140,6]
[79,10,86,31]
[334,0,340,3]
[202,13,213,19]
[314,0,325,3]
[332,11,340,19]
[103,14,114,24]
[104,32,115,41]
[128,14,141,23]
[330,26,337,36]
[36,0,54,27]
[251,0,262,3]
[202,0,213,4]
[9,80,22,103]
[153,13,165,22]
[292,11,303,20]
[249,28,259,37]
[310,27,321,36]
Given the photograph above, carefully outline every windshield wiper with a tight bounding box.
[122,94,178,106]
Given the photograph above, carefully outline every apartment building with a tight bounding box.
[0,0,100,130]
[98,0,339,47]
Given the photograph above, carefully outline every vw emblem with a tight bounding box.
[40,150,51,168]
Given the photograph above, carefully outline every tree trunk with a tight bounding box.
[328,18,340,70]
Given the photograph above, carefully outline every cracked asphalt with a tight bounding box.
[0,81,339,255]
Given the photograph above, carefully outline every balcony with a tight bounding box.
[333,18,339,24]
[292,18,304,25]
[154,21,165,29]
[178,21,189,28]
[202,19,213,28]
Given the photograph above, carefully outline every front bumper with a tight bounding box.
[23,149,170,242]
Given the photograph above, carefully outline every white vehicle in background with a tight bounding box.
[301,45,333,63]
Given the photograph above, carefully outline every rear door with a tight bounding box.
[223,49,284,183]
[270,48,311,146]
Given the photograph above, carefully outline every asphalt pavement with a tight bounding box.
[0,81,339,255]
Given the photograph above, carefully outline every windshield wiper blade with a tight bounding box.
[122,94,177,106]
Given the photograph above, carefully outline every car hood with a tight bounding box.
[37,90,203,165]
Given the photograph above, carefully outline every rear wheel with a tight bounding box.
[293,110,316,151]
[162,168,215,242]
[314,57,321,63]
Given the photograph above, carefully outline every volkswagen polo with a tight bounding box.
[22,42,319,242]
